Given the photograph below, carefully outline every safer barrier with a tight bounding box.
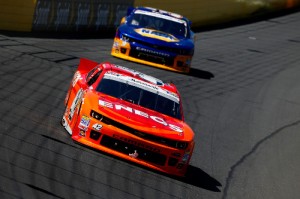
[0,0,299,32]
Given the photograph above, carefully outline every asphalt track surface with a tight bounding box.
[1,11,300,199]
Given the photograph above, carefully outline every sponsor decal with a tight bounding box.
[33,0,52,28]
[185,59,191,66]
[55,1,71,31]
[95,4,109,30]
[136,46,170,57]
[134,9,185,24]
[114,65,164,86]
[72,71,82,87]
[103,72,179,102]
[135,28,178,42]
[129,150,139,158]
[33,0,134,32]
[113,41,119,49]
[78,115,90,131]
[69,89,84,120]
[113,134,160,153]
[99,99,183,133]
[182,153,190,162]
[75,2,90,31]
[144,7,183,19]
[121,35,129,46]
[114,5,128,27]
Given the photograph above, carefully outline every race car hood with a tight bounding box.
[119,25,194,50]
[97,95,186,140]
[134,28,179,42]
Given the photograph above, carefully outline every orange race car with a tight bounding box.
[61,58,195,176]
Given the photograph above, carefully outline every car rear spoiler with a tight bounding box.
[77,58,99,73]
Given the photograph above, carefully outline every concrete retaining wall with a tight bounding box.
[0,0,299,32]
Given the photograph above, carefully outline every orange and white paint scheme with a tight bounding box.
[62,58,195,176]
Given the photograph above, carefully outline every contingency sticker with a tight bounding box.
[78,115,90,131]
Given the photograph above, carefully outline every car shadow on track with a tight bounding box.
[185,165,222,192]
[186,68,214,79]
[71,138,222,192]
[171,165,222,192]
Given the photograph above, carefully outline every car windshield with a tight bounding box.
[128,10,187,38]
[96,76,182,120]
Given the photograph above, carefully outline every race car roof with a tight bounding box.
[134,9,186,25]
[103,71,180,103]
[134,7,189,23]
[106,64,180,102]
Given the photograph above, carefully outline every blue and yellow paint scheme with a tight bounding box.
[111,7,195,73]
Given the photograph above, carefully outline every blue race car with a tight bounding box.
[111,7,195,73]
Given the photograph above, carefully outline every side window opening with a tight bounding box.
[87,68,102,86]
[86,67,97,81]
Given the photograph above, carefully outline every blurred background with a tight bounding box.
[1,0,299,33]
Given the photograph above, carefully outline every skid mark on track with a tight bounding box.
[222,119,300,199]
[25,183,64,199]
